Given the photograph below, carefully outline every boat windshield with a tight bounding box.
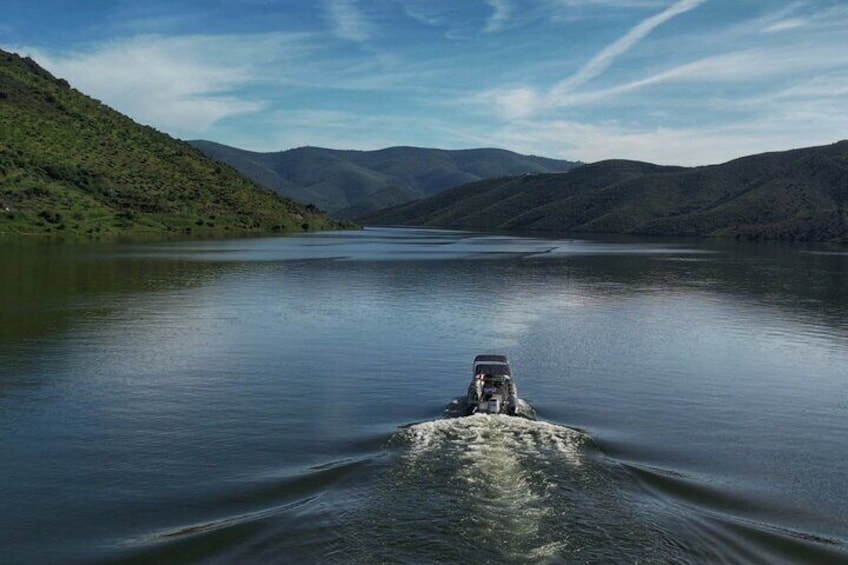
[474,363,511,377]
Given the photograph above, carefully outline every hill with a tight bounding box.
[361,142,848,243]
[0,49,349,237]
[188,140,579,218]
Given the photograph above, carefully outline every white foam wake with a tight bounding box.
[402,414,587,468]
[393,415,590,561]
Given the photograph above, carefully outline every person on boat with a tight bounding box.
[483,380,497,398]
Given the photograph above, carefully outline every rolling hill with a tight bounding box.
[188,140,579,218]
[362,142,848,243]
[0,49,349,237]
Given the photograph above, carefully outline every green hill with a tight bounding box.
[362,142,848,243]
[188,140,580,218]
[0,49,350,237]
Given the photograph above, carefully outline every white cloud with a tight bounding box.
[324,0,373,42]
[398,1,444,26]
[468,100,848,166]
[460,55,848,165]
[240,109,430,152]
[576,40,848,102]
[548,0,665,6]
[550,0,706,97]
[454,0,848,167]
[484,0,513,32]
[762,18,806,33]
[475,86,541,120]
[748,2,848,35]
[463,0,708,120]
[14,33,315,136]
[8,0,845,165]
[545,0,676,23]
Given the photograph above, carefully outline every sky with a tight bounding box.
[2,0,847,165]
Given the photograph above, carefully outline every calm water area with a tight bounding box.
[1,227,847,563]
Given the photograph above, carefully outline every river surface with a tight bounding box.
[1,227,847,564]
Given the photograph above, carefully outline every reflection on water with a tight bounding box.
[0,239,220,348]
[1,228,847,563]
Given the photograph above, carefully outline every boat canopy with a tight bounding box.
[474,354,511,377]
[474,363,512,377]
[474,354,510,364]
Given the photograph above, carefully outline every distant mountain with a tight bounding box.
[188,140,580,218]
[0,49,349,237]
[362,142,848,243]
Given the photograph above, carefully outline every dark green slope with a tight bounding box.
[360,160,681,228]
[363,142,848,242]
[189,140,580,218]
[0,49,348,237]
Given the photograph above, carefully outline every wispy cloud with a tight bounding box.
[480,86,540,120]
[761,3,848,34]
[399,2,442,27]
[6,0,845,164]
[580,38,848,102]
[762,18,805,33]
[548,0,666,6]
[467,51,848,163]
[324,0,373,42]
[544,0,671,23]
[751,1,807,34]
[14,33,315,136]
[467,106,848,166]
[240,108,436,152]
[454,0,848,164]
[484,0,513,32]
[470,0,705,120]
[550,0,706,96]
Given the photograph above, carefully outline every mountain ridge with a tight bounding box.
[361,141,848,243]
[188,140,580,218]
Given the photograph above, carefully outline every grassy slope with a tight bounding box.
[0,49,350,237]
[363,143,848,242]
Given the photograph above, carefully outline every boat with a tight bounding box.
[464,354,528,416]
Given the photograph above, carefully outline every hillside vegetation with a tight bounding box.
[0,49,349,237]
[189,140,579,218]
[363,142,848,243]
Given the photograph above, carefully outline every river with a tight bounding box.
[1,227,847,563]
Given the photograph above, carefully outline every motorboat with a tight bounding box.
[463,354,533,417]
[441,354,535,419]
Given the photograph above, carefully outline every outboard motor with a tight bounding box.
[482,398,501,414]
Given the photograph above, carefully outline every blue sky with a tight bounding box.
[2,0,847,165]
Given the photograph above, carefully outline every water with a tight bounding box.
[1,227,847,563]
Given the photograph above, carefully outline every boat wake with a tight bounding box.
[109,415,809,564]
[108,412,846,564]
[325,415,692,564]
[396,415,586,561]
[401,414,584,469]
